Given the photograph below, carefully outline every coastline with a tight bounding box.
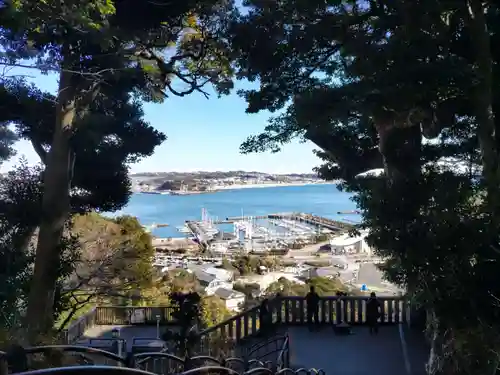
[212,181,337,190]
[136,181,339,195]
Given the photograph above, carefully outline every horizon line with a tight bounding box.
[130,170,319,175]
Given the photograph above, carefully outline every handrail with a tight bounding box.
[196,305,261,338]
[276,335,289,370]
[64,307,98,343]
[64,296,408,348]
[195,295,407,344]
[10,364,329,375]
[64,305,176,343]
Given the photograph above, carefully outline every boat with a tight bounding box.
[177,225,191,233]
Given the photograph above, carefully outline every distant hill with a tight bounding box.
[130,171,321,192]
[131,171,318,180]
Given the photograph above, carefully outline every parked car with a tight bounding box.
[318,244,332,252]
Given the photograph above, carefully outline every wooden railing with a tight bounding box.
[65,306,176,343]
[64,307,98,343]
[65,296,407,345]
[195,296,407,350]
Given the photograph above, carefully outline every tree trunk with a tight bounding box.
[425,309,447,375]
[467,0,499,213]
[25,68,76,339]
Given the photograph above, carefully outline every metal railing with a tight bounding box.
[5,364,327,375]
[276,335,290,371]
[1,345,309,375]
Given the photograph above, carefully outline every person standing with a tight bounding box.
[306,285,320,330]
[259,298,270,336]
[366,292,381,335]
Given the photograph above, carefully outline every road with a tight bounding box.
[286,241,401,295]
[285,240,330,258]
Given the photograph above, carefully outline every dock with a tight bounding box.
[213,213,355,231]
[142,223,169,233]
[185,220,221,250]
[286,213,355,231]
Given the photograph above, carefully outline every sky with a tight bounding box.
[0,68,323,174]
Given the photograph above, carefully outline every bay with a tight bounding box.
[110,184,360,238]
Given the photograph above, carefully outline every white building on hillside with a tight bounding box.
[204,266,234,282]
[329,231,372,256]
[214,288,246,311]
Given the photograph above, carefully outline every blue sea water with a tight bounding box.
[111,184,360,238]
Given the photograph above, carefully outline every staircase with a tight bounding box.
[1,296,426,375]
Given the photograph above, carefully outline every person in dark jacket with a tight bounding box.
[259,298,271,335]
[366,292,381,335]
[306,285,320,330]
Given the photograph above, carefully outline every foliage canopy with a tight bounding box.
[230,1,500,373]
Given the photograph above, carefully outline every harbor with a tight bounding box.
[170,208,356,255]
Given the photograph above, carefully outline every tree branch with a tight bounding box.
[30,138,47,164]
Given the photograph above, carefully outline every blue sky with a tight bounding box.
[0,69,322,174]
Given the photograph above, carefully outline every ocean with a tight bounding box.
[110,184,360,238]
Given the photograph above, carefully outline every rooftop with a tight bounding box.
[193,270,216,285]
[214,287,245,300]
[330,230,369,247]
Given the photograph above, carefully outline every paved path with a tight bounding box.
[400,326,429,375]
[81,324,428,375]
[287,326,426,375]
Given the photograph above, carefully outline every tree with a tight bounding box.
[0,162,40,328]
[308,277,348,297]
[0,79,167,213]
[163,270,200,294]
[259,256,279,271]
[232,255,260,275]
[201,295,230,328]
[0,80,166,334]
[0,0,235,335]
[231,1,500,373]
[56,214,156,328]
[265,278,307,297]
[162,292,202,358]
[265,276,347,298]
[0,124,17,164]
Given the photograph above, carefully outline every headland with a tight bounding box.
[130,170,336,194]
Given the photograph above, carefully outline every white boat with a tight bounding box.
[177,226,191,233]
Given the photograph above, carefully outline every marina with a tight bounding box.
[176,208,355,255]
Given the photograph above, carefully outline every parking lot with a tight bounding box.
[356,262,402,295]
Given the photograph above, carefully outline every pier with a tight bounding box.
[142,223,169,232]
[215,213,355,231]
[185,209,221,249]
[289,213,355,231]
[186,221,210,247]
